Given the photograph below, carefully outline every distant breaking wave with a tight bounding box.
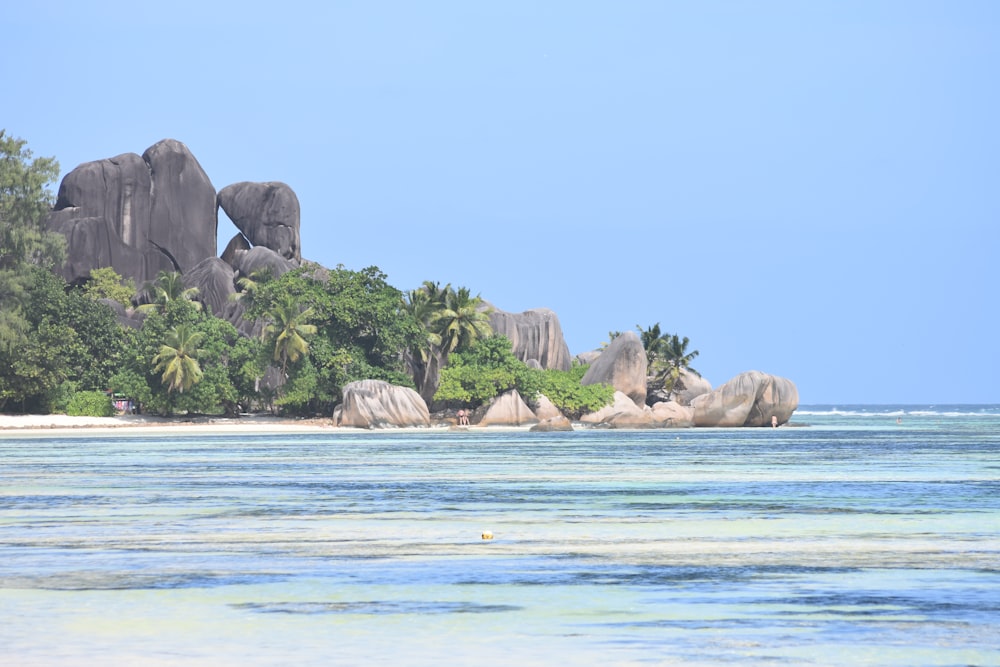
[797,404,1000,417]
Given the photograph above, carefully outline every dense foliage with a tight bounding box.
[66,391,115,417]
[637,322,700,400]
[245,265,421,415]
[434,335,614,418]
[0,133,694,420]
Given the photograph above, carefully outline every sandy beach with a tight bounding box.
[0,413,337,436]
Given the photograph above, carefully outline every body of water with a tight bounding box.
[2,406,999,665]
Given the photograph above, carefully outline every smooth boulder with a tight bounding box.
[487,306,572,371]
[47,140,217,287]
[580,391,655,428]
[478,390,539,427]
[691,371,799,427]
[650,400,695,427]
[581,331,648,406]
[337,379,430,428]
[218,181,301,262]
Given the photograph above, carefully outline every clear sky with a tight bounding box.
[5,1,998,404]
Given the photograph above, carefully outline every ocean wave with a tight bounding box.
[796,405,1000,417]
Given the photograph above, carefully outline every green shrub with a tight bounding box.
[530,364,615,419]
[66,391,115,417]
[434,336,614,418]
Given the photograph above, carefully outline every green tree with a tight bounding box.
[431,286,492,354]
[248,265,419,415]
[152,324,205,394]
[83,266,135,307]
[433,335,615,419]
[656,334,701,401]
[434,335,533,407]
[638,322,666,368]
[0,130,63,271]
[0,131,63,364]
[1,265,129,413]
[265,294,317,376]
[136,271,201,315]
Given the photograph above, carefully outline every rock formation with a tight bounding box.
[580,331,648,406]
[46,139,217,287]
[337,379,430,428]
[228,245,297,280]
[580,391,655,427]
[185,257,237,318]
[478,390,539,426]
[691,371,799,427]
[650,401,695,427]
[486,305,572,371]
[646,368,713,406]
[530,394,564,421]
[218,182,301,262]
[530,416,574,432]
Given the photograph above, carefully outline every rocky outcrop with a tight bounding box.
[530,394,564,421]
[530,416,574,432]
[580,331,648,406]
[229,246,297,280]
[691,371,799,427]
[672,370,713,406]
[486,305,572,371]
[478,390,539,426]
[46,139,217,287]
[650,401,695,427]
[337,379,430,428]
[186,257,237,318]
[646,369,713,406]
[580,391,655,428]
[218,182,301,262]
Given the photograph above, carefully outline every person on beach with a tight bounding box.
[771,415,778,428]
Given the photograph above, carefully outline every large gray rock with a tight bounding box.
[580,331,648,406]
[691,371,799,427]
[186,257,237,318]
[47,140,217,288]
[143,139,217,275]
[337,380,430,428]
[478,390,539,426]
[486,305,572,371]
[229,245,297,280]
[218,182,301,262]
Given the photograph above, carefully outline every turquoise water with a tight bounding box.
[2,406,999,666]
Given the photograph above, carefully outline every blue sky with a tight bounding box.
[5,1,998,403]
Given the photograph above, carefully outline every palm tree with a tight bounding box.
[265,295,317,376]
[137,271,201,314]
[230,267,273,309]
[431,286,492,354]
[637,322,666,368]
[659,334,700,400]
[152,324,205,394]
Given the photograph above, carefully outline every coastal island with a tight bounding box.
[1,135,797,429]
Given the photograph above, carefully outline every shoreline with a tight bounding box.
[0,414,535,436]
[0,414,335,435]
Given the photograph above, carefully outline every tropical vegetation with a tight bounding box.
[1,131,699,422]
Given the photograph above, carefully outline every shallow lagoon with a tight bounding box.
[2,407,999,665]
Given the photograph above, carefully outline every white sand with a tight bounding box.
[0,413,336,435]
